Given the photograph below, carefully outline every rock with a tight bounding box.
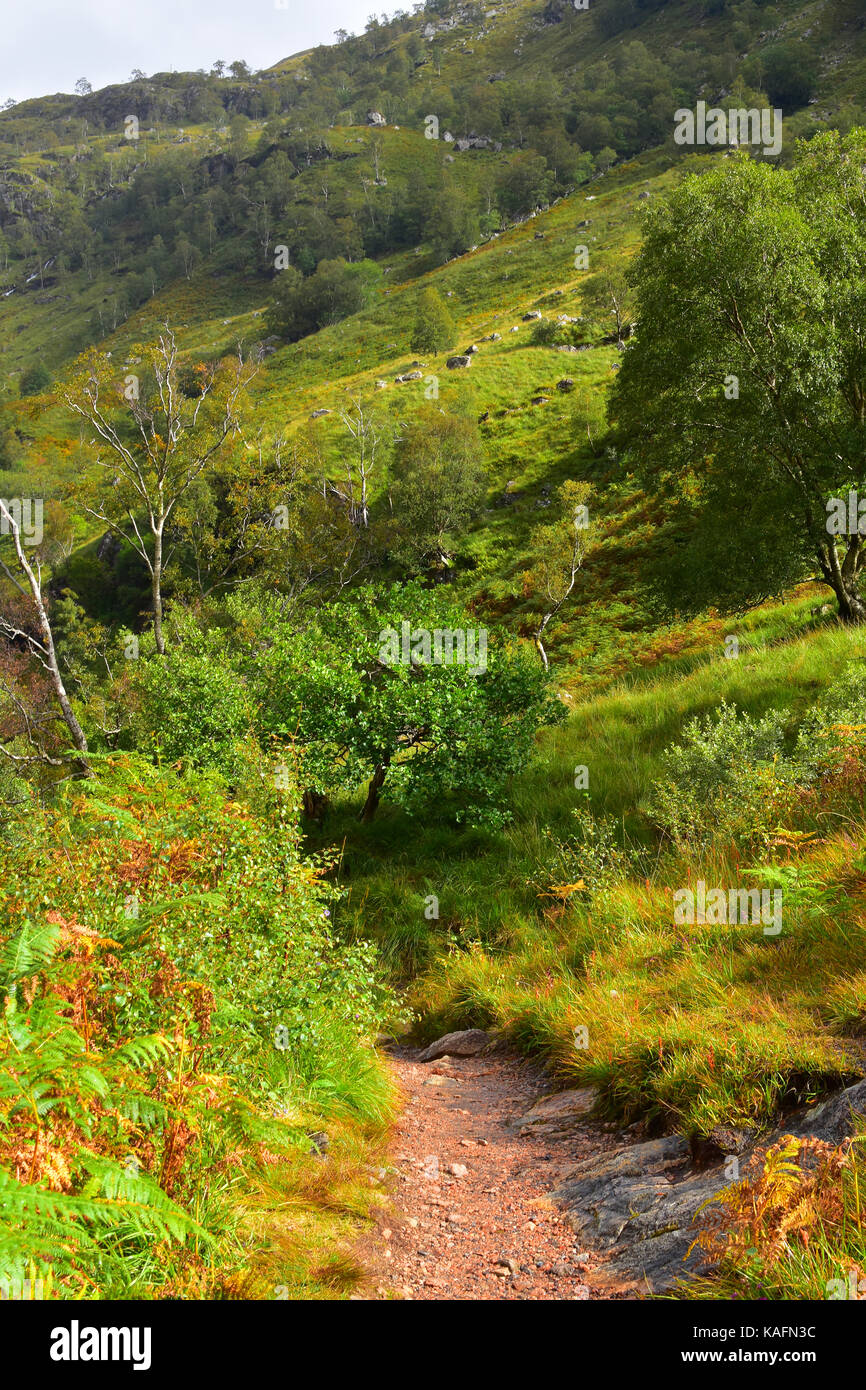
[557,378,575,392]
[367,110,386,126]
[514,1087,598,1131]
[449,1163,469,1178]
[375,380,387,389]
[307,1129,329,1155]
[531,395,550,405]
[552,1135,704,1291]
[465,344,478,354]
[445,355,472,370]
[552,1075,866,1292]
[310,408,331,418]
[638,191,651,200]
[96,531,121,567]
[522,310,543,321]
[417,1029,491,1062]
[534,231,545,239]
[788,1077,866,1144]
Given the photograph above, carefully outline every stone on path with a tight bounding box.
[416,1028,492,1062]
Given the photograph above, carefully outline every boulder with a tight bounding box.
[416,1029,491,1062]
[513,1087,597,1132]
[446,355,472,369]
[552,1074,866,1292]
[523,310,543,321]
[553,1136,711,1291]
[367,110,386,126]
[557,378,575,392]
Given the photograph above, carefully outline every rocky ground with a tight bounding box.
[361,1039,628,1301]
[358,1031,866,1302]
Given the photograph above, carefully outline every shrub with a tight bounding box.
[648,701,792,848]
[128,650,255,777]
[19,364,52,397]
[409,287,455,355]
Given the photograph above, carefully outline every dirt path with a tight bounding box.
[364,1045,629,1301]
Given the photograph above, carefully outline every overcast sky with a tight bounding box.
[1,0,406,106]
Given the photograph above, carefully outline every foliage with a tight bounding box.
[612,133,866,621]
[389,408,487,570]
[409,287,456,356]
[0,759,396,1297]
[686,1133,866,1301]
[246,584,563,827]
[19,365,52,397]
[266,259,383,343]
[125,649,255,777]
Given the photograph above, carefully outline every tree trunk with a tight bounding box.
[302,788,330,823]
[832,581,866,623]
[360,763,388,822]
[1,503,92,776]
[824,535,866,623]
[152,528,166,654]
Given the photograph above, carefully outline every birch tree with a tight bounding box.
[0,499,92,776]
[64,329,254,654]
[525,480,594,672]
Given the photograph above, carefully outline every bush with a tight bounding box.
[409,287,455,355]
[244,584,564,828]
[0,759,396,1298]
[266,257,382,342]
[19,364,52,397]
[128,650,255,777]
[648,701,792,848]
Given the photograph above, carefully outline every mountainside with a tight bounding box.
[3,0,866,1314]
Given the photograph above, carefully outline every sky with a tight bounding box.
[0,0,407,106]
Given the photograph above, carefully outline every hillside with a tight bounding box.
[2,0,866,1318]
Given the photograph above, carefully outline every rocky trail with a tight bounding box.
[362,1034,628,1301]
[360,1031,866,1302]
